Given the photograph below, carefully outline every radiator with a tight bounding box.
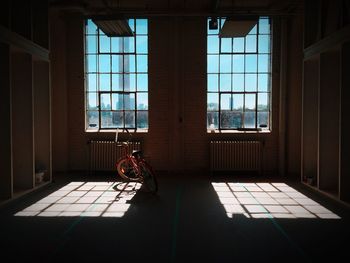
[89,140,141,172]
[210,140,262,172]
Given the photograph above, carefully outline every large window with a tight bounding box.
[85,19,148,131]
[207,17,271,131]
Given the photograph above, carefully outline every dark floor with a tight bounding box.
[0,172,349,262]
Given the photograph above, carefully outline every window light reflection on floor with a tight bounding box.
[15,182,141,217]
[212,182,341,219]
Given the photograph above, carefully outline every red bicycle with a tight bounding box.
[115,129,158,193]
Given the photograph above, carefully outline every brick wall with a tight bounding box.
[50,15,302,176]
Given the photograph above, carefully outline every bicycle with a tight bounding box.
[115,129,158,193]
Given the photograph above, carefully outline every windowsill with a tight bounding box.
[207,129,271,134]
[86,128,149,133]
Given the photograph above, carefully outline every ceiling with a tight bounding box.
[49,0,304,17]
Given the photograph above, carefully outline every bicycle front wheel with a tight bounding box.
[116,157,139,181]
[140,161,158,193]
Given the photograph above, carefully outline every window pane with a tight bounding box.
[221,111,242,129]
[244,112,256,128]
[220,55,231,73]
[208,36,219,53]
[88,93,98,110]
[220,111,231,129]
[208,74,218,92]
[101,111,125,128]
[112,55,122,73]
[86,35,97,53]
[207,112,219,129]
[101,111,112,128]
[220,18,226,28]
[258,74,269,92]
[259,18,270,34]
[208,55,219,73]
[86,20,97,34]
[87,111,99,129]
[99,55,110,72]
[221,94,231,110]
[207,93,219,110]
[232,94,244,111]
[124,55,136,73]
[100,94,111,110]
[245,55,257,72]
[207,19,219,35]
[137,55,148,72]
[124,74,136,91]
[112,93,123,110]
[99,35,110,53]
[136,36,147,53]
[137,111,148,129]
[245,74,257,91]
[124,37,135,53]
[99,29,106,36]
[248,24,257,34]
[219,74,231,91]
[245,94,256,110]
[112,74,123,91]
[258,35,270,53]
[87,74,97,92]
[258,112,269,128]
[258,93,268,111]
[86,55,97,73]
[258,54,269,72]
[137,92,148,110]
[111,38,122,53]
[233,37,245,52]
[245,35,257,52]
[233,55,244,73]
[221,38,232,53]
[99,74,110,91]
[136,19,148,34]
[124,93,136,110]
[128,19,135,32]
[125,111,136,128]
[232,74,244,92]
[232,112,243,128]
[137,74,148,91]
[112,111,124,128]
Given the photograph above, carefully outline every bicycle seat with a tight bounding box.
[132,150,143,157]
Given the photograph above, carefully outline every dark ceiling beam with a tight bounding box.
[78,8,302,17]
[50,0,302,17]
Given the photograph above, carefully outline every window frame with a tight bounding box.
[207,17,272,132]
[84,19,149,132]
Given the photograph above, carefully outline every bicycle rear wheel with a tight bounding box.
[140,161,158,193]
[116,157,139,181]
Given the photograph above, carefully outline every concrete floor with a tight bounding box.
[0,172,349,262]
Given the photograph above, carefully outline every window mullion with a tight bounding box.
[255,92,258,129]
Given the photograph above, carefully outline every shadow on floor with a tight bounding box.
[0,172,349,262]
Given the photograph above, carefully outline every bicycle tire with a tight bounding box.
[139,161,158,193]
[116,157,139,182]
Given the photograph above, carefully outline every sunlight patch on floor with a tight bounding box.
[212,182,341,219]
[15,181,141,217]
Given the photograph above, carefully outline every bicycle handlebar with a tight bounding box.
[115,128,132,143]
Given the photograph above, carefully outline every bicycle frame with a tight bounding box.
[115,129,158,193]
[119,143,143,180]
[116,129,144,182]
